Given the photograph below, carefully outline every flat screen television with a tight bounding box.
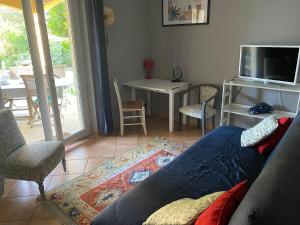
[239,45,300,85]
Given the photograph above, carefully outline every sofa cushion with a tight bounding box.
[1,142,64,181]
[143,191,224,225]
[256,117,293,155]
[228,113,300,225]
[195,181,248,225]
[241,115,278,147]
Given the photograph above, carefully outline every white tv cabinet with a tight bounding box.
[220,78,300,126]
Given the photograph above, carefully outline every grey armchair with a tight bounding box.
[0,109,66,199]
[178,84,219,136]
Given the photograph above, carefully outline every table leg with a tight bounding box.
[169,92,175,132]
[183,93,188,125]
[131,88,136,101]
[131,88,137,120]
[147,91,151,116]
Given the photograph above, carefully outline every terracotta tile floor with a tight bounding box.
[0,116,208,225]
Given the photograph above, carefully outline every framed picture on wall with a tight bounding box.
[162,0,210,26]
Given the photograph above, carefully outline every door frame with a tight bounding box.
[22,0,54,141]
[22,0,92,143]
[63,0,92,142]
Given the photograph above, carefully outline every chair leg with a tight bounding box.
[48,106,52,116]
[0,176,4,195]
[33,106,38,119]
[26,97,34,126]
[62,156,67,172]
[201,118,205,136]
[8,99,13,109]
[29,106,38,128]
[37,109,41,119]
[59,100,64,119]
[178,112,182,131]
[37,181,46,200]
[142,106,147,135]
[211,115,216,129]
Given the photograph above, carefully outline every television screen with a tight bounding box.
[239,46,300,84]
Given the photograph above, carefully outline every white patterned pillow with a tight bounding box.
[241,115,278,147]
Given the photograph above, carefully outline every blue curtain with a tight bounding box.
[86,0,113,134]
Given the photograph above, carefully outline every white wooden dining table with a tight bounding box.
[0,77,74,117]
[0,77,73,99]
[123,78,189,132]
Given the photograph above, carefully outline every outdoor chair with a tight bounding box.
[21,75,64,127]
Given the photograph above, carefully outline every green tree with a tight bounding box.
[46,2,68,38]
[0,8,30,68]
[49,40,71,66]
[46,2,72,66]
[0,4,72,69]
[0,31,30,67]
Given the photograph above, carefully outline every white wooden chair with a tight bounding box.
[113,78,147,136]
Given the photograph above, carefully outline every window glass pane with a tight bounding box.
[0,5,45,143]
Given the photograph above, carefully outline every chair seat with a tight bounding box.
[179,104,216,119]
[1,141,64,182]
[32,95,53,106]
[123,100,144,111]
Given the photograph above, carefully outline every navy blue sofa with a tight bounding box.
[92,126,266,225]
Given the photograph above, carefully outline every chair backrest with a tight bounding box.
[113,78,123,113]
[200,85,218,107]
[0,109,26,162]
[21,75,50,98]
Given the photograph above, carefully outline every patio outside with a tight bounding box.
[0,2,83,143]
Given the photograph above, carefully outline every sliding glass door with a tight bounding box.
[42,0,87,140]
[0,3,46,143]
[0,0,90,143]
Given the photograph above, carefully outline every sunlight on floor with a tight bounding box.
[13,94,82,143]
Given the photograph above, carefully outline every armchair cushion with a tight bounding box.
[179,104,216,119]
[1,141,64,182]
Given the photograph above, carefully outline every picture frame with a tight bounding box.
[162,0,210,26]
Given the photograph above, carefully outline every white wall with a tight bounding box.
[104,0,151,126]
[103,0,300,129]
[148,0,300,126]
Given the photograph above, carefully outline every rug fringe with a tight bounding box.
[42,201,77,225]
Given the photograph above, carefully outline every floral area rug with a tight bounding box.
[45,139,184,225]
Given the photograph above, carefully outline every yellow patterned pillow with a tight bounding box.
[142,191,224,225]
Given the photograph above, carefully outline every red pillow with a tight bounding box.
[257,117,293,155]
[195,181,248,225]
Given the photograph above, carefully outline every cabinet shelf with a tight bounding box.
[224,78,300,93]
[221,78,300,126]
[223,103,296,119]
